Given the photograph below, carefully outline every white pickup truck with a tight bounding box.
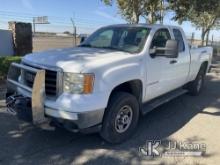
[6,24,213,143]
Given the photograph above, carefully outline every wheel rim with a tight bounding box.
[197,75,203,92]
[114,105,133,133]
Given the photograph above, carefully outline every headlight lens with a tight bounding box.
[63,73,94,94]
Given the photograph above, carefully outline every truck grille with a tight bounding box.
[23,65,58,97]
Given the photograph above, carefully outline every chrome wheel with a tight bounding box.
[115,105,133,133]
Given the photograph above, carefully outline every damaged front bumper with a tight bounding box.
[6,63,103,133]
[6,63,46,124]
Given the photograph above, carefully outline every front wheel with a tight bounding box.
[100,92,139,144]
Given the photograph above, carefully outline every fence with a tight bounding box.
[33,35,81,52]
[32,31,220,55]
[1,10,219,54]
[1,23,220,55]
[186,32,220,47]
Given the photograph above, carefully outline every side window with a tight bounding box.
[173,29,185,52]
[150,29,171,48]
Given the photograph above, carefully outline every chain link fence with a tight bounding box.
[32,29,220,57]
[186,32,220,57]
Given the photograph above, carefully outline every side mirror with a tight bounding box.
[150,40,178,58]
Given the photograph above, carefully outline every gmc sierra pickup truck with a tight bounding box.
[6,24,213,143]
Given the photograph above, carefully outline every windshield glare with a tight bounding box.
[81,27,150,53]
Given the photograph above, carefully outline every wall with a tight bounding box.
[0,30,14,56]
[9,22,32,56]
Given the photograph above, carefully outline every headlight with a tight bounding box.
[63,73,94,94]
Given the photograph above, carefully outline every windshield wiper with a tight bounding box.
[79,45,116,50]
[78,44,92,47]
[100,46,130,53]
[100,46,122,51]
[79,45,130,53]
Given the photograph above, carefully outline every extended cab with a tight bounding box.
[6,24,213,143]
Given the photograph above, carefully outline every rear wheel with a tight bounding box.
[100,92,139,144]
[187,64,207,96]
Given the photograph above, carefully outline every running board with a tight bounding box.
[142,88,187,115]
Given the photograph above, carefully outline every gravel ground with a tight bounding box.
[0,71,220,165]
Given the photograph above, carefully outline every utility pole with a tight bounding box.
[71,17,77,47]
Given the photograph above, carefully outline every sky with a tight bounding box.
[0,0,219,41]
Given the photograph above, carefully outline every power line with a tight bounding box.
[0,14,109,28]
[0,10,113,24]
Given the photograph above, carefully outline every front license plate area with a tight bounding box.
[14,97,33,122]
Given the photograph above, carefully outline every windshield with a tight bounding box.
[80,26,150,53]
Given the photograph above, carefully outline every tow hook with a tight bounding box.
[6,95,22,115]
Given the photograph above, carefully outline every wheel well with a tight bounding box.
[201,61,208,72]
[109,80,143,103]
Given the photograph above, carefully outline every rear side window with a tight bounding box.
[173,29,185,52]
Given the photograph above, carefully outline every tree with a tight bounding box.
[102,0,166,24]
[102,0,144,23]
[170,0,220,46]
[142,0,164,24]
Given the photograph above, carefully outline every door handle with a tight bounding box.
[170,60,177,64]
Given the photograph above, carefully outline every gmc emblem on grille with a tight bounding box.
[25,72,35,82]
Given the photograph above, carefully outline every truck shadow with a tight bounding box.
[0,74,219,164]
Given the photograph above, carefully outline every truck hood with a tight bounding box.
[23,47,135,72]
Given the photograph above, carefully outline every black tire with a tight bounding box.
[187,64,207,96]
[100,92,139,144]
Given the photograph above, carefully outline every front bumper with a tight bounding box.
[6,63,105,131]
[45,107,104,130]
[7,63,46,124]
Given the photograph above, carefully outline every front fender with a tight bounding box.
[92,57,145,107]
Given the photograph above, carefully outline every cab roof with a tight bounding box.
[103,24,181,30]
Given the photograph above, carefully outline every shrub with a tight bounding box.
[0,56,22,80]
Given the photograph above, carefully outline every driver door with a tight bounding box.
[146,28,181,101]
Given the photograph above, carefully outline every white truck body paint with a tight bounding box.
[16,24,212,128]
